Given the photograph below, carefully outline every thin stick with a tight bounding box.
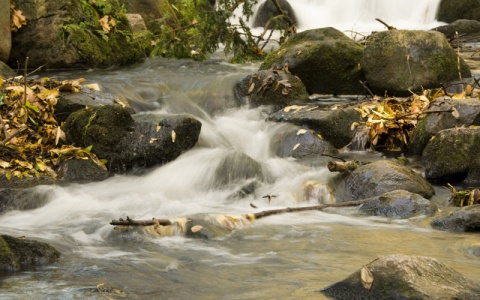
[23,57,28,105]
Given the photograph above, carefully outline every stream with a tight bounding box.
[1,1,480,299]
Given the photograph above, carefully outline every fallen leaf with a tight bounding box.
[293,143,300,151]
[99,15,111,33]
[191,225,203,233]
[296,129,308,135]
[360,266,374,290]
[172,130,176,143]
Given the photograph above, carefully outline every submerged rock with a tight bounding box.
[321,254,480,299]
[359,189,437,218]
[362,30,471,96]
[344,160,435,200]
[431,205,480,232]
[260,27,364,95]
[0,235,60,272]
[423,127,480,183]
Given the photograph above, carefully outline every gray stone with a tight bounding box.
[431,205,480,232]
[252,0,297,30]
[423,127,480,183]
[267,104,363,149]
[437,0,480,23]
[344,160,435,200]
[362,30,471,96]
[260,27,364,95]
[321,254,480,299]
[359,190,437,219]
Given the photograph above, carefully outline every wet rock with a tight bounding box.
[359,190,437,219]
[63,106,202,173]
[270,124,338,158]
[321,254,480,299]
[0,62,14,78]
[0,186,51,213]
[267,104,363,149]
[234,69,309,109]
[213,150,264,187]
[259,27,364,95]
[0,0,11,63]
[423,127,480,183]
[437,0,480,23]
[8,0,146,69]
[252,0,297,29]
[362,30,471,96]
[56,158,109,182]
[431,205,480,232]
[0,235,60,272]
[466,243,480,256]
[433,19,480,40]
[119,0,164,23]
[344,160,435,200]
[55,86,134,123]
[126,14,148,34]
[410,96,480,155]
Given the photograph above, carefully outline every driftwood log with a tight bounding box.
[110,199,369,227]
[327,160,369,173]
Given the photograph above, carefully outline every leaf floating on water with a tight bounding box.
[172,130,176,143]
[191,225,203,233]
[293,143,300,151]
[360,266,374,290]
[296,129,308,135]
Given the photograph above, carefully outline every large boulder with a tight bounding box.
[343,160,435,200]
[437,0,480,23]
[259,27,365,95]
[423,127,480,183]
[410,97,480,155]
[0,186,51,213]
[433,19,480,40]
[63,106,202,172]
[0,0,11,63]
[431,205,480,232]
[252,0,297,29]
[362,30,471,96]
[234,69,309,109]
[0,61,15,78]
[269,124,338,158]
[267,104,363,149]
[0,235,60,272]
[8,0,147,69]
[321,254,480,299]
[358,189,438,218]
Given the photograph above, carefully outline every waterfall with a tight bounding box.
[253,0,445,35]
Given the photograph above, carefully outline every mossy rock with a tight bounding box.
[362,30,471,96]
[0,235,60,272]
[252,0,297,29]
[437,0,480,23]
[260,27,364,95]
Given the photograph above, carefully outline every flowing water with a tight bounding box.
[1,2,480,300]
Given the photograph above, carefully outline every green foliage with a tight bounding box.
[151,0,267,63]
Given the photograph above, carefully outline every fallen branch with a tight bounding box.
[110,199,369,227]
[327,160,369,173]
[375,18,396,30]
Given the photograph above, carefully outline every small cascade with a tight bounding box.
[253,0,444,34]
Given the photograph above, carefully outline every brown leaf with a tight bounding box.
[99,15,111,33]
[11,9,27,31]
[360,266,374,290]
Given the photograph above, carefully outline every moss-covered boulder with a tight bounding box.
[362,30,471,96]
[437,0,480,23]
[270,124,338,158]
[433,19,480,40]
[259,27,364,95]
[63,107,202,172]
[252,0,297,29]
[343,160,435,200]
[267,104,363,149]
[431,205,480,232]
[321,254,480,299]
[8,0,148,69]
[358,190,438,219]
[410,97,480,155]
[0,235,60,272]
[234,69,309,109]
[423,127,480,183]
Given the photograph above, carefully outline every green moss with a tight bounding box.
[0,236,18,271]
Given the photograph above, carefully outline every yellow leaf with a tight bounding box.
[156,125,161,132]
[452,91,466,99]
[296,129,308,135]
[87,83,101,91]
[0,160,10,168]
[172,130,176,143]
[99,15,111,33]
[11,9,27,31]
[293,143,300,151]
[191,225,203,233]
[360,266,374,290]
